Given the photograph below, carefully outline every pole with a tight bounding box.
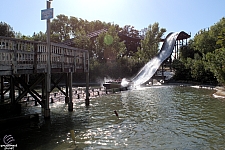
[85,52,90,106]
[1,76,4,102]
[44,0,51,118]
[65,73,69,103]
[68,71,73,111]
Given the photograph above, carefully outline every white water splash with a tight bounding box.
[121,32,180,88]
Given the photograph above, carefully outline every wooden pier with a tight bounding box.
[0,36,90,118]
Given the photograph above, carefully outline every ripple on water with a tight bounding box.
[5,86,225,149]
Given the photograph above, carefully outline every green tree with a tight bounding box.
[205,26,225,85]
[205,48,225,85]
[0,22,15,37]
[135,22,166,63]
[95,25,126,62]
[51,14,70,42]
[172,59,192,81]
[174,17,225,84]
[73,29,91,50]
[32,31,46,42]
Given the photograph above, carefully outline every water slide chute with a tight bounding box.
[122,32,182,87]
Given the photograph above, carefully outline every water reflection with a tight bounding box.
[1,86,225,149]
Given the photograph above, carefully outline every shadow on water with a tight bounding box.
[0,100,91,150]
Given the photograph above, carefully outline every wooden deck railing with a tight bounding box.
[0,36,89,75]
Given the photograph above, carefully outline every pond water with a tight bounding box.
[1,85,225,150]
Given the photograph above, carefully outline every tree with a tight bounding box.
[135,22,166,63]
[0,22,15,37]
[173,17,225,84]
[51,14,70,42]
[205,26,225,85]
[32,31,46,42]
[95,25,126,62]
[205,48,225,85]
[172,59,192,81]
[73,29,91,50]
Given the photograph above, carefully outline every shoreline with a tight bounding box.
[165,81,225,99]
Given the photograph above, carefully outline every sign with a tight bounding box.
[41,8,53,20]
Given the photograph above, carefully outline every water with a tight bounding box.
[1,85,225,149]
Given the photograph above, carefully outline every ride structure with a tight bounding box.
[0,36,90,118]
[130,31,191,87]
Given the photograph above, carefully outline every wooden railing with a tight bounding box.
[0,36,89,75]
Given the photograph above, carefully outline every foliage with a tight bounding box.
[174,17,225,85]
[51,14,70,42]
[0,22,15,37]
[94,25,126,63]
[135,23,166,63]
[172,59,192,81]
[32,31,46,42]
[205,48,225,85]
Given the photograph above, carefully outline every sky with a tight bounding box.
[0,0,224,39]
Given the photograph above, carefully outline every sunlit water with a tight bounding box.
[1,85,225,150]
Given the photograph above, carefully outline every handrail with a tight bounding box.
[0,36,89,74]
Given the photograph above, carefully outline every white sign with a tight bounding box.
[41,8,53,20]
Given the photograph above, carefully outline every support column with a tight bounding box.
[68,71,73,111]
[10,76,15,104]
[65,73,69,103]
[85,51,90,106]
[44,0,51,119]
[85,72,90,106]
[44,73,50,118]
[10,76,21,114]
[41,77,45,109]
[1,76,4,102]
[25,74,29,96]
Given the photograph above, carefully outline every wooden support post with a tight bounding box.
[68,71,73,111]
[85,51,90,106]
[85,72,90,106]
[25,74,29,96]
[65,73,69,103]
[41,78,45,109]
[1,76,4,102]
[44,73,50,118]
[35,99,38,106]
[10,76,15,104]
[44,0,51,119]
